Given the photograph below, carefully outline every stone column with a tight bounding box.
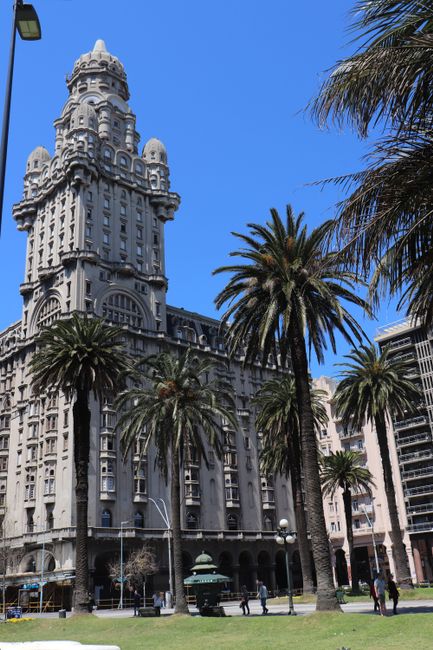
[412,544,424,583]
[269,563,277,592]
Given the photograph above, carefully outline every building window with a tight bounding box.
[103,215,110,227]
[134,462,147,494]
[120,223,126,234]
[186,512,199,530]
[120,239,127,251]
[103,232,110,245]
[44,467,56,495]
[134,511,144,528]
[227,514,238,531]
[104,197,110,209]
[137,211,142,222]
[137,228,142,240]
[36,297,61,330]
[137,245,143,257]
[101,509,112,528]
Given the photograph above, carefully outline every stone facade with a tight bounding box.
[0,41,294,607]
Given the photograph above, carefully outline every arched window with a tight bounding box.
[134,511,144,528]
[119,155,128,168]
[264,515,274,531]
[36,297,61,330]
[101,509,112,528]
[227,514,238,531]
[104,148,112,160]
[186,512,199,530]
[101,293,144,329]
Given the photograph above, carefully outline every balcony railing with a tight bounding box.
[388,337,413,350]
[408,522,433,533]
[400,449,433,464]
[394,416,428,431]
[402,465,433,480]
[397,432,432,448]
[405,484,433,497]
[407,503,433,514]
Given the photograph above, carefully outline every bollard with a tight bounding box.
[58,609,67,619]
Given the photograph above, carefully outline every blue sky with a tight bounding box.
[0,0,401,376]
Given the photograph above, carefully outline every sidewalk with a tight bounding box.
[20,598,433,619]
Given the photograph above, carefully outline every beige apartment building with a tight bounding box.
[315,376,417,585]
[0,40,294,607]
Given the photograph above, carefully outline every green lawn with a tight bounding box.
[2,613,433,650]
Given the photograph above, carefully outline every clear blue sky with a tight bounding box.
[0,0,401,376]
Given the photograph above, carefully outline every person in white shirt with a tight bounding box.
[374,570,387,616]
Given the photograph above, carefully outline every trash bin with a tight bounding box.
[59,608,67,618]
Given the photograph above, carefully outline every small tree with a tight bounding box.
[108,547,158,601]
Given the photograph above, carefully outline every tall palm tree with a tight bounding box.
[311,0,433,327]
[333,343,422,586]
[116,348,237,615]
[30,314,131,613]
[321,450,375,593]
[255,375,329,594]
[214,205,368,611]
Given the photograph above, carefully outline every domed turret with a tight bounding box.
[70,102,98,131]
[142,137,167,165]
[68,39,129,100]
[26,146,50,174]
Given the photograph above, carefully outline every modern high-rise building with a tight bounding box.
[376,319,433,583]
[0,41,293,608]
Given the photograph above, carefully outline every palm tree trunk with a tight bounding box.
[288,428,314,594]
[342,487,359,594]
[375,416,413,587]
[292,474,315,594]
[171,447,190,614]
[289,320,339,611]
[73,387,91,614]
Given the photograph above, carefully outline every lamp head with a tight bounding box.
[16,4,42,40]
[275,535,285,545]
[279,518,289,529]
[286,535,296,544]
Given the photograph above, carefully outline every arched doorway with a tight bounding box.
[275,550,287,591]
[257,550,271,586]
[335,549,349,586]
[239,551,254,590]
[219,551,233,579]
[94,552,117,602]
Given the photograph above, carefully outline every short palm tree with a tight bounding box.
[311,0,433,327]
[116,349,237,614]
[255,375,329,594]
[321,450,375,594]
[30,314,131,613]
[214,205,368,611]
[334,344,422,586]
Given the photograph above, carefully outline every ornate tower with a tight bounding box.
[13,39,180,339]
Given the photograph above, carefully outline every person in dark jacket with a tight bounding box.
[387,574,399,615]
[240,585,250,615]
[133,589,141,616]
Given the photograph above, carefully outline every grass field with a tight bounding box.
[1,612,433,650]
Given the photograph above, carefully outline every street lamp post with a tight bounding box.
[361,505,380,574]
[148,498,173,600]
[39,529,46,614]
[0,1,41,236]
[119,520,130,610]
[275,518,297,615]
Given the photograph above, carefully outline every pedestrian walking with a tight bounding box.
[240,585,250,615]
[374,570,387,616]
[369,577,379,613]
[133,589,141,617]
[153,591,162,616]
[387,574,399,615]
[257,581,269,615]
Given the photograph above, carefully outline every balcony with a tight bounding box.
[397,432,432,448]
[394,416,428,431]
[405,483,433,497]
[407,503,433,515]
[408,522,433,533]
[339,429,362,439]
[400,449,433,464]
[388,337,413,351]
[402,466,433,480]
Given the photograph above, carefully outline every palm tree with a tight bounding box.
[255,375,328,594]
[214,205,368,611]
[116,348,237,615]
[333,343,422,586]
[30,314,131,613]
[321,450,375,593]
[311,0,433,327]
